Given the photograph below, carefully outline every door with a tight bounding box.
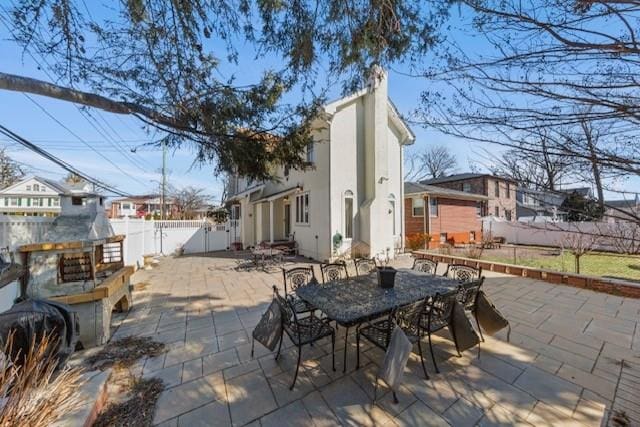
[284,203,291,238]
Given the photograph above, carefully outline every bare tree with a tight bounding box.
[559,231,599,275]
[405,145,457,181]
[601,222,640,256]
[172,187,210,220]
[64,173,86,185]
[0,149,24,189]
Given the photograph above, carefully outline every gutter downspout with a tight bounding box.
[423,195,428,250]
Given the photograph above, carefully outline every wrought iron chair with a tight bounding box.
[411,258,438,275]
[420,290,460,374]
[282,266,318,315]
[456,277,485,342]
[356,297,431,380]
[273,286,335,390]
[444,264,482,283]
[353,258,377,276]
[320,261,349,283]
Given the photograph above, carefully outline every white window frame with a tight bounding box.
[429,198,438,217]
[462,182,471,193]
[295,192,310,225]
[412,198,424,217]
[306,142,315,164]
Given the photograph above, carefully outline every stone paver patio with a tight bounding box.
[113,253,640,426]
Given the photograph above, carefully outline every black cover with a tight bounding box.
[0,299,79,367]
[251,298,282,356]
[475,291,511,340]
[451,301,480,353]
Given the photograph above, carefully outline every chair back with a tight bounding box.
[428,290,458,326]
[395,297,429,337]
[354,258,377,276]
[272,286,297,333]
[457,277,484,310]
[282,266,316,295]
[412,258,438,275]
[320,261,349,283]
[445,264,482,282]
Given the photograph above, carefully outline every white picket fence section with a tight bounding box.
[0,216,241,269]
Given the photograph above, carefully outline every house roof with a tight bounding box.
[404,182,488,201]
[0,175,100,196]
[420,173,517,185]
[251,186,300,204]
[605,198,639,210]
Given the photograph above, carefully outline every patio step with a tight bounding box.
[52,369,112,427]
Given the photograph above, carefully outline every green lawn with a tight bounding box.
[482,252,640,281]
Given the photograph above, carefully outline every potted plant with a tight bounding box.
[376,249,396,289]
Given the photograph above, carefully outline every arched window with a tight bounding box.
[344,190,354,239]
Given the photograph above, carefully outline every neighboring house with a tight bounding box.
[604,196,639,223]
[404,182,488,248]
[109,195,176,218]
[0,176,65,216]
[516,187,567,222]
[420,173,517,221]
[224,69,414,260]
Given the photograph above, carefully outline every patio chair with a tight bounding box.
[411,258,438,275]
[356,297,430,380]
[273,286,336,390]
[443,264,482,283]
[456,277,485,342]
[320,261,349,283]
[420,290,460,373]
[353,258,377,276]
[282,266,318,315]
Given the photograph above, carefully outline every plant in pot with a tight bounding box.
[375,248,396,289]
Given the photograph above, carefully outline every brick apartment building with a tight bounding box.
[421,173,517,221]
[404,182,488,248]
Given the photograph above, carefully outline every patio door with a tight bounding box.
[284,203,291,238]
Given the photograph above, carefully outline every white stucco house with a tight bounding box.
[0,176,64,216]
[224,70,414,261]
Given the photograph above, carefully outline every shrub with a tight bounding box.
[406,233,431,251]
[439,242,453,255]
[464,245,484,259]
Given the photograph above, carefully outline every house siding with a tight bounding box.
[404,196,482,248]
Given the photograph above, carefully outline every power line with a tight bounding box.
[0,124,131,197]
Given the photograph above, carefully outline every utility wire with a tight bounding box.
[0,124,131,197]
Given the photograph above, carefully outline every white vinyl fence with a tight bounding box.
[482,217,632,252]
[0,216,240,269]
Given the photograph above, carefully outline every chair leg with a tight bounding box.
[356,330,361,369]
[331,332,336,372]
[474,311,485,342]
[343,326,349,373]
[427,332,440,374]
[417,339,430,380]
[290,345,302,390]
[275,330,284,361]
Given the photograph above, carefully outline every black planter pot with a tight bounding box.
[377,267,397,289]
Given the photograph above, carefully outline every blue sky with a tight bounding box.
[0,6,636,203]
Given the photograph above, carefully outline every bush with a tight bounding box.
[464,245,484,259]
[439,243,453,255]
[406,233,431,251]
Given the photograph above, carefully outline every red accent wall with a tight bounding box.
[404,196,482,248]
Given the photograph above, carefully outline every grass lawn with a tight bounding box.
[482,252,640,281]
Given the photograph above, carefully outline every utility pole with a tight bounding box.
[161,139,167,220]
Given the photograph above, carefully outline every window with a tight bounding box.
[389,194,396,236]
[344,191,353,239]
[306,143,315,163]
[470,231,476,241]
[476,202,483,217]
[53,198,60,207]
[41,186,46,192]
[72,197,83,206]
[122,203,131,210]
[412,198,424,216]
[505,209,512,221]
[494,181,500,198]
[429,198,438,216]
[26,198,31,207]
[295,193,310,224]
[48,198,52,207]
[26,185,31,191]
[3,197,7,206]
[506,182,511,199]
[10,198,19,206]
[462,182,471,193]
[33,184,39,191]
[494,206,499,217]
[440,233,447,243]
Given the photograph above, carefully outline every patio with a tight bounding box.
[112,253,640,426]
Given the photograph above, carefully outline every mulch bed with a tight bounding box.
[84,336,166,370]
[93,378,164,427]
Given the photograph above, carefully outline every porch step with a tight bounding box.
[52,369,112,427]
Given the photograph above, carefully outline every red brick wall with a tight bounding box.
[404,196,482,247]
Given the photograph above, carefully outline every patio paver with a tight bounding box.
[118,252,640,426]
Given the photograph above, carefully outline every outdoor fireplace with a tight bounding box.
[18,186,132,348]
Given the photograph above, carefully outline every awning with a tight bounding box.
[251,186,301,204]
[226,184,265,202]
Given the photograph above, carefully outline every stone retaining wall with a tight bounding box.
[412,251,640,298]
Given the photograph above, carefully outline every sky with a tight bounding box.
[0,4,636,204]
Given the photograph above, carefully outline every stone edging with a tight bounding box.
[412,251,640,299]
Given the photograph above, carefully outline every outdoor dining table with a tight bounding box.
[296,268,460,372]
[251,248,283,269]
